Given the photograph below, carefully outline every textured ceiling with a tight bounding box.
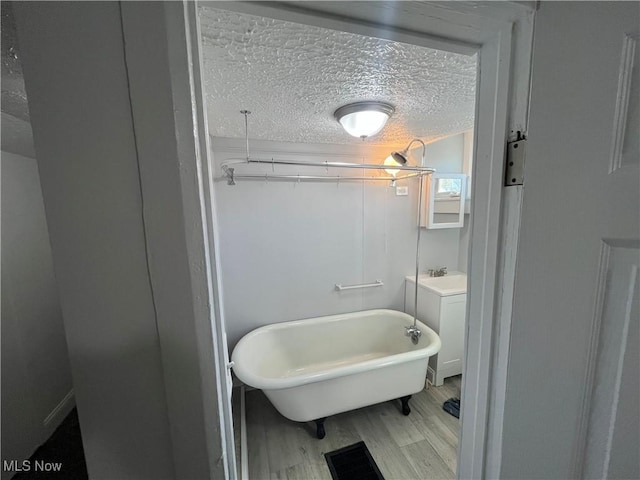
[199,7,477,148]
[1,2,30,122]
[1,2,35,159]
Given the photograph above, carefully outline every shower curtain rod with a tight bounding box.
[221,165,428,185]
[231,111,426,344]
[222,156,436,173]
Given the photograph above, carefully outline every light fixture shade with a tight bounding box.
[383,155,402,177]
[334,101,394,138]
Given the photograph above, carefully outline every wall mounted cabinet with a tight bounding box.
[421,173,467,229]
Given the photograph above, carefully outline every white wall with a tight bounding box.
[1,151,75,479]
[458,220,471,274]
[14,3,177,478]
[213,133,467,348]
[14,3,228,478]
[426,133,465,174]
[1,113,35,158]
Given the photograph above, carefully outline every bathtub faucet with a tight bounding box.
[405,325,422,345]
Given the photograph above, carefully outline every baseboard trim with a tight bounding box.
[43,389,75,427]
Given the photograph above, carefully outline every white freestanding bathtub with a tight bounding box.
[231,309,441,438]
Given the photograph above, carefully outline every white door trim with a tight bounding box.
[183,1,239,477]
[120,2,236,478]
[182,2,535,479]
[179,2,239,478]
[123,2,239,478]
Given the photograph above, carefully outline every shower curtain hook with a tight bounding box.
[271,157,275,172]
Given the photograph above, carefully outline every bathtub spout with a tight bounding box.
[405,325,422,344]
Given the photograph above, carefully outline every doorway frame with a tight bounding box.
[168,2,536,479]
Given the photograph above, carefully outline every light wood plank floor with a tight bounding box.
[242,376,461,480]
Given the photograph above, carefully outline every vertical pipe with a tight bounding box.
[412,140,427,329]
[413,172,424,328]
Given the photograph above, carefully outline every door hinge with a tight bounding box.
[505,133,526,186]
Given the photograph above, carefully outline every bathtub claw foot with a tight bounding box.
[401,395,412,416]
[314,418,326,439]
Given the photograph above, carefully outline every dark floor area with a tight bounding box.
[13,408,87,480]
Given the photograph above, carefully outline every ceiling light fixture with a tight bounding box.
[334,101,395,139]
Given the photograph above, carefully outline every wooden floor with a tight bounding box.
[242,376,461,480]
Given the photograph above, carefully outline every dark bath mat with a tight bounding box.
[325,441,385,480]
[13,408,88,479]
[443,397,461,419]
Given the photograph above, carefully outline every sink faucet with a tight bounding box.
[427,267,447,277]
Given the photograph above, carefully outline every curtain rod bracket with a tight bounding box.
[222,165,236,186]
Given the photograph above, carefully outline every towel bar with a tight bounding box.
[335,280,384,291]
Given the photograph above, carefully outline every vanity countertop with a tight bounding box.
[405,271,467,296]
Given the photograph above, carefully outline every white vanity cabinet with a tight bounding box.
[405,273,466,386]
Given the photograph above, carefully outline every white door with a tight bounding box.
[503,3,639,479]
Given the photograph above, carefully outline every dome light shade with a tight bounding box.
[383,155,402,177]
[334,101,394,139]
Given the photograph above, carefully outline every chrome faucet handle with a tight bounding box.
[441,266,447,274]
[427,269,434,277]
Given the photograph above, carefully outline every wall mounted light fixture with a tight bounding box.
[383,149,410,178]
[334,101,394,139]
[383,138,427,177]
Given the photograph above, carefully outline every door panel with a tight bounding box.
[584,246,639,479]
[616,36,639,170]
[503,3,640,478]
